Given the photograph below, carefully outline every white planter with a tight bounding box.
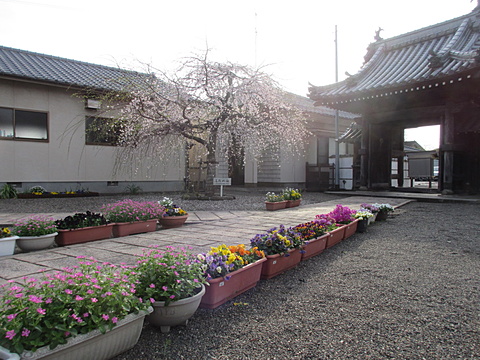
[0,307,152,360]
[148,284,205,333]
[0,236,18,256]
[16,233,57,252]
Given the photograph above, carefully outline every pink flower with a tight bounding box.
[112,317,118,324]
[21,328,30,337]
[7,314,17,321]
[75,295,84,301]
[169,295,175,299]
[65,289,73,294]
[162,286,168,291]
[149,298,155,303]
[149,284,155,288]
[102,314,109,321]
[5,330,16,340]
[28,295,42,303]
[37,308,46,315]
[91,298,98,303]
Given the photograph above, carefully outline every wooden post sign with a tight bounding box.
[213,178,231,197]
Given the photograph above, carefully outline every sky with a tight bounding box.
[0,0,476,150]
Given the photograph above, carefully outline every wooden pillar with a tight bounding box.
[441,107,455,192]
[359,121,369,189]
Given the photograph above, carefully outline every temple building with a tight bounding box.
[309,4,480,194]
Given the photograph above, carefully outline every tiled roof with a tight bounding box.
[0,45,145,91]
[309,8,480,106]
[284,92,360,119]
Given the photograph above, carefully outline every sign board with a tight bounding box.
[213,178,231,186]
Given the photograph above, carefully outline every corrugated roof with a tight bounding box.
[0,45,146,92]
[309,8,480,106]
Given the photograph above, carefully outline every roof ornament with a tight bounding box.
[428,50,444,69]
[374,27,384,41]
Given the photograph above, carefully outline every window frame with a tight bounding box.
[85,116,121,146]
[0,106,49,142]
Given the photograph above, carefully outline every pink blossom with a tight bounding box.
[102,314,109,321]
[7,314,17,321]
[149,298,155,303]
[21,328,30,337]
[169,295,175,299]
[149,284,155,288]
[91,298,98,303]
[37,308,46,315]
[112,317,118,324]
[5,330,16,340]
[162,286,168,291]
[75,295,84,301]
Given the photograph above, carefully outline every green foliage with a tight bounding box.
[0,183,18,199]
[124,184,142,195]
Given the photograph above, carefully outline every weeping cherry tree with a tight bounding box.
[109,51,310,196]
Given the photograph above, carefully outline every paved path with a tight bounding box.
[0,196,411,287]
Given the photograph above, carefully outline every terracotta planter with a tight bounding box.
[326,226,345,248]
[376,209,388,221]
[265,201,287,211]
[0,235,18,256]
[200,257,267,309]
[285,199,301,208]
[343,219,360,239]
[0,308,152,360]
[159,215,188,229]
[16,233,57,252]
[148,285,205,333]
[301,233,328,260]
[261,248,302,279]
[55,224,113,246]
[112,219,157,237]
[356,219,369,233]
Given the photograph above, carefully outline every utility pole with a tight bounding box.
[334,25,340,189]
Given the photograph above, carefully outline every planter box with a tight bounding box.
[343,219,360,240]
[356,219,368,233]
[0,236,18,256]
[112,219,157,237]
[265,201,287,211]
[159,215,188,229]
[0,308,152,360]
[17,192,99,199]
[148,285,205,333]
[261,249,302,279]
[285,199,301,208]
[326,226,345,248]
[376,209,388,221]
[55,224,113,246]
[200,257,267,309]
[16,233,57,252]
[301,234,328,260]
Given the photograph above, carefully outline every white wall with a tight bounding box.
[0,80,185,191]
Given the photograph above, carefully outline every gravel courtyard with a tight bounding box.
[108,200,479,360]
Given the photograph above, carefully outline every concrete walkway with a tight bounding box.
[0,196,413,288]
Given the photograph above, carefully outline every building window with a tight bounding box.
[85,116,121,145]
[0,107,48,140]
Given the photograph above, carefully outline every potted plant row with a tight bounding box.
[101,199,165,237]
[250,225,304,279]
[158,197,189,229]
[264,188,303,211]
[54,211,113,246]
[10,216,58,252]
[0,227,18,256]
[0,258,153,360]
[198,244,266,309]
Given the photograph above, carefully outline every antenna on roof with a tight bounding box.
[254,12,258,68]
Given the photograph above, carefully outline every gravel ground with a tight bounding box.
[110,201,479,360]
[2,192,478,359]
[0,189,346,213]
